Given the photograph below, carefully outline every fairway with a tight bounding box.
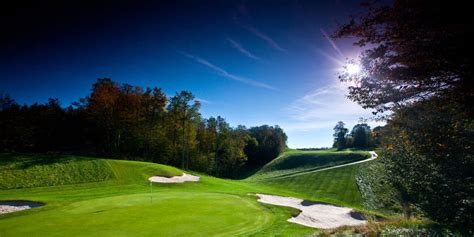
[253,165,364,208]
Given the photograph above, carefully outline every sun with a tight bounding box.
[346,63,361,75]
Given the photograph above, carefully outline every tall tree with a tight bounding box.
[87,78,121,153]
[333,121,348,149]
[351,123,372,148]
[167,91,201,169]
[245,125,287,166]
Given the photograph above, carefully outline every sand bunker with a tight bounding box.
[256,194,366,229]
[148,173,200,183]
[0,201,43,215]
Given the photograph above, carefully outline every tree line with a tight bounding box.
[332,121,382,150]
[0,78,287,178]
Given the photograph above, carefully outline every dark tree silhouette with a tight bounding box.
[334,0,473,227]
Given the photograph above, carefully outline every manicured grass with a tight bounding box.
[0,150,370,236]
[247,149,369,181]
[0,193,272,237]
[252,164,364,208]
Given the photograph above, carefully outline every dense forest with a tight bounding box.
[0,78,287,178]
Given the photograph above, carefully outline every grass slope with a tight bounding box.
[0,154,181,189]
[247,149,369,181]
[252,164,364,208]
[245,149,370,208]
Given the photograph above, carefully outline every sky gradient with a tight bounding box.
[1,1,384,148]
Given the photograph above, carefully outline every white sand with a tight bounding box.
[148,173,200,183]
[0,205,31,214]
[256,194,366,229]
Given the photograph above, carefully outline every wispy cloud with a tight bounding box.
[226,37,262,62]
[180,51,276,90]
[243,26,288,54]
[320,28,345,59]
[282,81,385,133]
[286,84,367,121]
[280,121,338,132]
[195,98,211,104]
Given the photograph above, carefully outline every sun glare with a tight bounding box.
[347,63,361,75]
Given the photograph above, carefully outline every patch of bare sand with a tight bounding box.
[0,201,43,215]
[256,194,366,229]
[148,173,200,183]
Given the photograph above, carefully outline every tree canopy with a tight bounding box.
[334,0,473,227]
[334,0,473,115]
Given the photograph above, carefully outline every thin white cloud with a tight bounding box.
[226,38,262,62]
[286,84,367,121]
[280,121,337,132]
[320,28,345,59]
[243,26,288,54]
[195,98,211,104]
[283,82,385,132]
[180,51,276,90]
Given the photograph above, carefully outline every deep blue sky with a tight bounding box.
[1,0,383,148]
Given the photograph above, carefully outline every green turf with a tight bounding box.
[1,193,273,237]
[251,164,364,208]
[0,153,315,236]
[0,150,370,236]
[0,154,181,189]
[247,149,369,181]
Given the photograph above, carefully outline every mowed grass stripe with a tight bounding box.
[248,149,369,181]
[255,164,363,208]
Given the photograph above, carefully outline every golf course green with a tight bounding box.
[0,150,372,236]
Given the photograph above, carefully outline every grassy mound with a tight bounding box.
[0,154,182,189]
[248,149,369,181]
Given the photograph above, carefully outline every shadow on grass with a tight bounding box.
[0,200,45,208]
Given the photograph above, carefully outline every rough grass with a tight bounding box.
[312,219,468,237]
[0,154,182,189]
[247,149,369,181]
[0,154,114,189]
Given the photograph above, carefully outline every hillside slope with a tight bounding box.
[246,150,372,208]
[0,154,182,189]
[247,149,369,181]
